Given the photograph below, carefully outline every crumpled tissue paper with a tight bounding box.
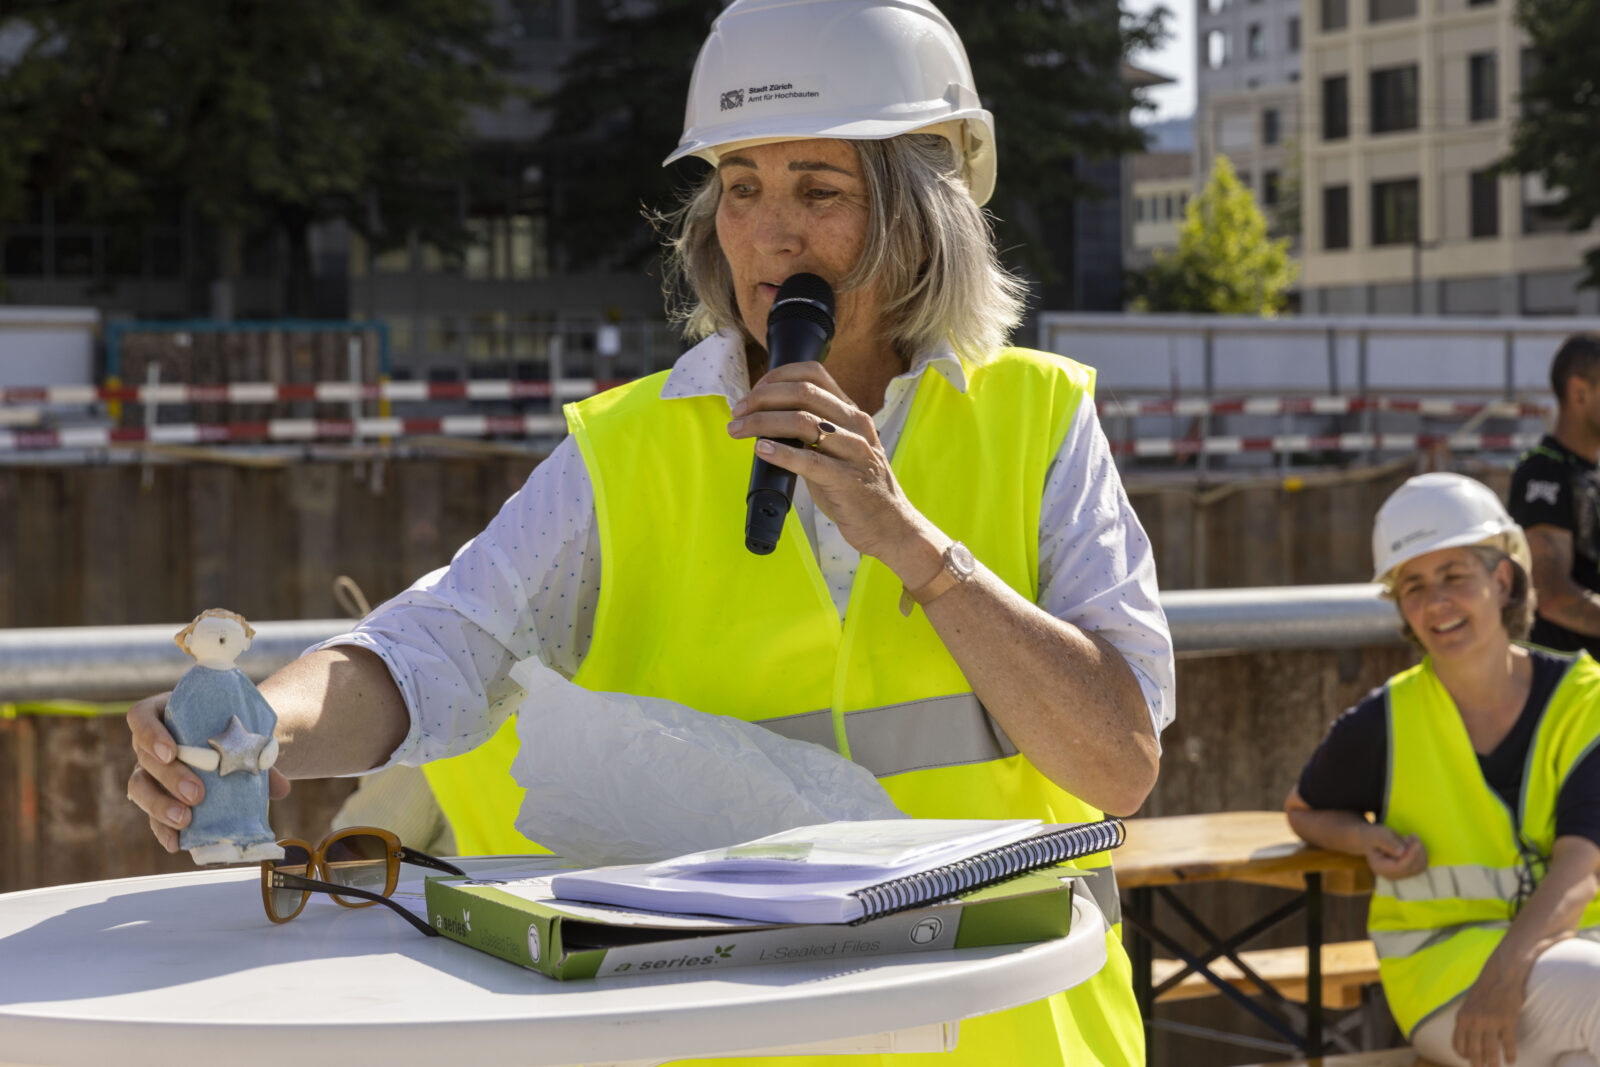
[507,656,906,866]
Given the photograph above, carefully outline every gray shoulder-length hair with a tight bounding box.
[661,133,1028,363]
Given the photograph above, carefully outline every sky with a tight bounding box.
[1124,0,1196,124]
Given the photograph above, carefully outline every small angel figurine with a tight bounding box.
[166,609,285,865]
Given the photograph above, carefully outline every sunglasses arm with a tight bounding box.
[270,870,441,938]
[401,846,467,877]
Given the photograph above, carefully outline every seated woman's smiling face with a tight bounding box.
[1394,545,1512,659]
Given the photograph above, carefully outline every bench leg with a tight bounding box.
[1127,887,1154,1059]
[1306,872,1323,1055]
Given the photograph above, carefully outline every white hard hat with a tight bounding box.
[664,0,997,206]
[1371,472,1532,591]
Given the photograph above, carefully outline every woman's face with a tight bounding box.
[1394,546,1511,660]
[713,138,885,360]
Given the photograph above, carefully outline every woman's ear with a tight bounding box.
[1494,557,1515,603]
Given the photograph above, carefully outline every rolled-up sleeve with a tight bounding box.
[310,437,600,768]
[1037,399,1176,740]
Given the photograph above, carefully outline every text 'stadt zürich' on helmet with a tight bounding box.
[663,0,997,206]
[1370,472,1533,593]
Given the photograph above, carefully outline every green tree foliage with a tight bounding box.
[535,0,723,273]
[1130,156,1298,315]
[1270,137,1302,241]
[537,0,1167,283]
[951,0,1166,282]
[0,0,510,313]
[1502,0,1600,288]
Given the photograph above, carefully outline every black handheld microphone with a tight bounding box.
[745,272,836,555]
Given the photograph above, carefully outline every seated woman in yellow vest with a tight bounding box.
[125,2,1177,1062]
[1287,472,1600,1067]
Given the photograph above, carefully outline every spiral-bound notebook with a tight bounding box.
[548,818,1125,925]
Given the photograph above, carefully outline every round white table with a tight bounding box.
[0,860,1107,1067]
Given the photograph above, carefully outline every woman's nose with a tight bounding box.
[751,200,803,256]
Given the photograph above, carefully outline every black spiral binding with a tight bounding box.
[847,817,1126,924]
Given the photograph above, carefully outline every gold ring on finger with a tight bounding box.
[813,420,837,449]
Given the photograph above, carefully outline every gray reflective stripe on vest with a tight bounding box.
[1370,920,1512,959]
[1076,865,1122,928]
[756,694,1017,778]
[1374,864,1523,904]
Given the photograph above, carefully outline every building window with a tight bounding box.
[1322,75,1349,140]
[1469,52,1498,122]
[1371,65,1419,134]
[1179,194,1190,215]
[1323,185,1350,250]
[1470,169,1499,238]
[1262,107,1281,145]
[1207,29,1230,70]
[1263,170,1282,207]
[1287,15,1300,52]
[1321,0,1347,32]
[1247,23,1265,59]
[1368,0,1417,22]
[1372,178,1420,245]
[1523,173,1566,234]
[1135,198,1145,222]
[1165,195,1176,220]
[1520,48,1542,118]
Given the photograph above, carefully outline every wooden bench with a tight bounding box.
[1153,939,1381,1010]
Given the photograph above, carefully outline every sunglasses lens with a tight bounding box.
[323,832,392,905]
[267,844,312,919]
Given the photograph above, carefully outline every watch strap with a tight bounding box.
[898,542,971,616]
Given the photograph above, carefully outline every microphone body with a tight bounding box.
[745,274,836,555]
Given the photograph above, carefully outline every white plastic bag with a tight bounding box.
[507,657,905,866]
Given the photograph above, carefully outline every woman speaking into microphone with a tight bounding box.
[126,1,1174,1061]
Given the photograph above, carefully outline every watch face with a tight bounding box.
[948,542,976,579]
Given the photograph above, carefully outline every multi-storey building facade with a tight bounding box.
[1195,0,1304,233]
[1298,0,1599,315]
[1127,152,1194,268]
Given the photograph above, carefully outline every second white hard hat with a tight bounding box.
[663,0,997,206]
[1371,472,1532,590]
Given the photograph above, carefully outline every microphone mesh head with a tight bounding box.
[769,273,835,340]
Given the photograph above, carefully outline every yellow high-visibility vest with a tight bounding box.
[1371,652,1600,1036]
[429,346,1144,1064]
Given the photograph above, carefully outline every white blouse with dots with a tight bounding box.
[317,331,1176,769]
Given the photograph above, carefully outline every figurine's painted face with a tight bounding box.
[189,615,250,670]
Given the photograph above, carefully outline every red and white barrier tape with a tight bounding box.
[1096,397,1550,419]
[1110,432,1540,458]
[2,421,1543,455]
[0,382,1552,420]
[0,415,568,451]
[0,379,622,406]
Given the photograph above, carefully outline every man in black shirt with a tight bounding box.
[1509,332,1600,657]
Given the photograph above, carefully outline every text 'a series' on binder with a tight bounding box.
[547,817,1126,925]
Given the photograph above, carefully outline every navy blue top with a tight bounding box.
[1297,648,1600,849]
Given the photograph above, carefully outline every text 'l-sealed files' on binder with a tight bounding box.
[424,866,1082,980]
[547,818,1126,925]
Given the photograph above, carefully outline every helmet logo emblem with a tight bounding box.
[720,89,745,112]
[1394,528,1436,551]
